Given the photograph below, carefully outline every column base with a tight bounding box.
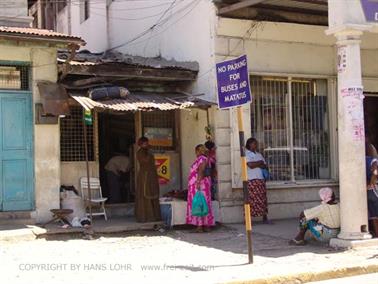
[330,237,378,249]
[337,231,372,240]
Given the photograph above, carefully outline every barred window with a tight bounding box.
[60,106,94,162]
[0,65,30,90]
[250,76,330,182]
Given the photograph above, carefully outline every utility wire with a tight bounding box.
[105,0,197,52]
[128,0,201,48]
[197,22,263,81]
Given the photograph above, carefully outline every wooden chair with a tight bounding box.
[80,177,108,221]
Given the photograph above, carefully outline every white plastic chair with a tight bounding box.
[80,177,108,221]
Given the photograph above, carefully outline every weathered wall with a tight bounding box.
[0,0,27,17]
[0,0,33,27]
[180,109,209,187]
[57,2,108,52]
[61,162,99,192]
[0,41,60,223]
[107,0,217,102]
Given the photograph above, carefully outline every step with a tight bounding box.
[0,211,35,225]
[0,218,36,226]
[0,211,33,220]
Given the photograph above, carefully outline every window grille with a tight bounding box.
[142,110,176,151]
[250,76,330,182]
[60,106,94,162]
[0,64,30,90]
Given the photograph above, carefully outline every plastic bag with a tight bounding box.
[191,191,209,217]
[261,168,270,180]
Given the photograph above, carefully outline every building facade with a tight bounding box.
[30,1,378,233]
[0,0,84,223]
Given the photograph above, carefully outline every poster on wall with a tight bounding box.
[144,127,173,147]
[341,86,365,141]
[154,155,170,185]
[337,46,347,73]
[215,54,252,109]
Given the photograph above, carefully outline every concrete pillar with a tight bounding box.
[333,29,371,241]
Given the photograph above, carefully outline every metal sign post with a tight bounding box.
[237,106,253,264]
[216,54,253,263]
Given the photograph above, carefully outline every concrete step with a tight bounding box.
[0,211,35,225]
[105,203,134,218]
[0,211,32,219]
[0,218,36,226]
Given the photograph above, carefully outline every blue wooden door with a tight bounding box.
[0,92,33,211]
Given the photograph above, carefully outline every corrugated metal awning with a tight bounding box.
[70,92,213,112]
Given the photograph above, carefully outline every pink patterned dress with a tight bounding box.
[186,155,215,227]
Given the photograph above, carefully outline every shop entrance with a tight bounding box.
[364,95,378,148]
[98,112,135,204]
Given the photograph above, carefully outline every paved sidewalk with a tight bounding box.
[0,219,377,284]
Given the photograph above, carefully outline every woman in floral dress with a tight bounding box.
[186,144,215,232]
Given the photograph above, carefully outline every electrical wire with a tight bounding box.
[105,0,197,52]
[68,0,184,21]
[197,21,263,81]
[130,0,201,48]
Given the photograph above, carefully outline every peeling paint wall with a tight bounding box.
[61,162,99,193]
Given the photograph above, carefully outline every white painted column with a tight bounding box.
[334,29,371,240]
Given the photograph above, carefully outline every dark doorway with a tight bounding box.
[98,112,135,204]
[364,95,378,149]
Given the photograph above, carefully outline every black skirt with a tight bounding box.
[367,189,378,218]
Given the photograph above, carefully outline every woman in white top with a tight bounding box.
[245,138,271,224]
[290,187,340,245]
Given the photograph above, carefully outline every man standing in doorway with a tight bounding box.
[105,155,131,203]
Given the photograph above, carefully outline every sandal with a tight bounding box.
[289,239,305,246]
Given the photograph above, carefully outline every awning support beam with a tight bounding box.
[218,0,266,15]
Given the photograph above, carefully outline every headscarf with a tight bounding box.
[195,144,207,156]
[319,187,333,204]
[137,137,149,146]
[366,157,378,182]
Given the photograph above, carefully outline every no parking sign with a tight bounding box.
[216,54,252,109]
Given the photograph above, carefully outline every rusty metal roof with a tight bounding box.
[0,26,85,45]
[58,50,199,72]
[70,92,213,112]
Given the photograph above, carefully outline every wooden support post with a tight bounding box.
[83,113,93,223]
[237,107,253,264]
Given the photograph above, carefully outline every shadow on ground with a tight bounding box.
[36,219,344,259]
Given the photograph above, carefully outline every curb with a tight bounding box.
[228,264,378,284]
[0,228,37,242]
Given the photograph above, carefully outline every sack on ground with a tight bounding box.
[191,191,209,217]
